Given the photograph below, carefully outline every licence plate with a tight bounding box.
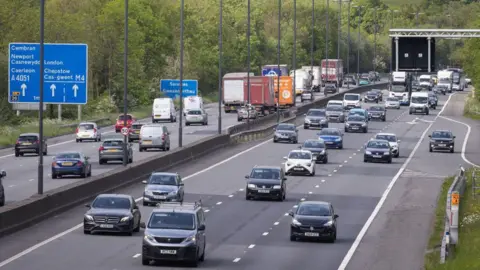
[325,141,333,144]
[155,115,161,117]
[143,141,152,145]
[160,250,177,255]
[294,168,304,171]
[258,189,270,193]
[107,149,119,152]
[82,134,90,137]
[438,144,446,147]
[352,126,359,129]
[230,106,235,110]
[373,155,382,158]
[62,162,73,166]
[154,195,166,199]
[135,131,140,134]
[99,224,114,228]
[305,232,319,237]
[22,142,31,145]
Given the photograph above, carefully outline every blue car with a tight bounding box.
[317,128,344,149]
[52,151,92,179]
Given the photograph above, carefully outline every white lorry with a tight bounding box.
[437,70,453,93]
[419,74,433,90]
[290,69,312,95]
[391,71,407,85]
[222,72,253,113]
[301,66,321,92]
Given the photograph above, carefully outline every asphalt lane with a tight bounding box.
[0,84,368,203]
[0,86,426,270]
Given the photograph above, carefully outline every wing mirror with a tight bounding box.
[283,177,288,181]
[364,144,367,149]
[245,175,250,179]
[1,170,6,177]
[133,205,139,210]
[85,156,90,160]
[295,129,299,132]
[52,156,56,160]
[198,224,206,230]
[142,180,147,184]
[453,136,456,139]
[273,128,276,131]
[179,182,184,186]
[428,135,431,138]
[288,210,294,217]
[304,113,307,116]
[397,140,401,143]
[283,156,288,160]
[85,204,91,208]
[140,222,146,229]
[334,214,339,219]
[298,146,302,149]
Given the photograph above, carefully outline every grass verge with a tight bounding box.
[424,168,480,270]
[464,91,480,121]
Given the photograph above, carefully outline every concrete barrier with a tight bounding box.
[230,116,297,143]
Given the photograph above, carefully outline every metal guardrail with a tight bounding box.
[58,117,111,128]
[440,166,467,264]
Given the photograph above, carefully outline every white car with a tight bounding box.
[374,133,400,158]
[75,122,101,142]
[283,150,315,176]
[385,97,400,109]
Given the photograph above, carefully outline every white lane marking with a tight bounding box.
[339,165,343,167]
[262,232,269,236]
[248,244,255,249]
[349,156,352,159]
[357,149,361,151]
[204,209,210,213]
[308,191,313,194]
[321,179,325,182]
[8,185,15,188]
[239,188,244,191]
[337,92,456,270]
[315,185,320,188]
[353,153,356,156]
[439,116,479,167]
[216,202,222,205]
[133,254,141,258]
[28,179,34,182]
[233,258,241,263]
[328,174,332,177]
[228,194,234,198]
[333,170,337,173]
[300,198,305,201]
[344,160,348,163]
[284,212,289,216]
[293,205,298,208]
[274,222,280,225]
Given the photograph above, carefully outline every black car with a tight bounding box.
[83,194,142,235]
[435,85,447,95]
[363,139,392,163]
[412,80,421,91]
[364,91,379,103]
[324,84,337,94]
[14,133,48,157]
[289,201,338,243]
[345,115,368,133]
[140,201,206,267]
[428,92,438,109]
[371,89,383,101]
[368,105,386,121]
[429,130,455,153]
[0,170,6,207]
[273,123,299,143]
[300,139,328,164]
[245,166,287,201]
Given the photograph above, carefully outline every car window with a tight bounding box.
[141,126,163,136]
[78,124,95,130]
[303,140,325,148]
[326,106,343,111]
[92,197,131,209]
[344,95,360,101]
[347,116,365,122]
[375,135,396,142]
[118,115,133,121]
[188,110,202,115]
[297,203,331,216]
[387,98,398,101]
[55,153,81,159]
[103,140,123,147]
[288,152,311,160]
[412,96,428,103]
[250,168,281,179]
[18,135,38,142]
[432,131,452,138]
[276,124,295,131]
[319,129,340,136]
[367,141,390,148]
[369,106,384,111]
[307,110,326,116]
[132,124,143,129]
[148,212,195,230]
[148,174,177,185]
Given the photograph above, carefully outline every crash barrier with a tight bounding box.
[230,116,297,143]
[440,167,467,264]
[0,81,388,237]
[472,168,480,197]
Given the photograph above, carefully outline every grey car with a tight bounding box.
[301,90,314,102]
[98,138,133,164]
[344,115,368,133]
[142,172,185,206]
[14,133,48,157]
[140,201,206,266]
[325,105,345,123]
[0,170,6,206]
[304,109,329,129]
[273,123,298,143]
[139,124,171,152]
[237,105,257,121]
[185,109,208,126]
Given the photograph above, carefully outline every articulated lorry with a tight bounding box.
[321,59,344,87]
[389,71,412,105]
[301,66,321,91]
[273,76,295,108]
[243,76,276,116]
[447,68,466,91]
[222,72,254,113]
[290,69,312,95]
[437,70,453,93]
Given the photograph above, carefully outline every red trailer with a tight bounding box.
[243,76,275,116]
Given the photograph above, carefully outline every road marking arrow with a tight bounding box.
[406,117,418,125]
[50,84,56,97]
[72,84,79,98]
[20,84,27,96]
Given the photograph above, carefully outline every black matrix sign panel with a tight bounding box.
[391,37,435,72]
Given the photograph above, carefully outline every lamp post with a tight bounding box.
[347,1,351,89]
[178,0,184,147]
[389,10,398,74]
[352,5,362,75]
[276,0,281,123]
[373,7,378,73]
[293,0,297,106]
[122,0,129,165]
[217,0,223,134]
[325,0,329,92]
[246,0,251,128]
[38,0,45,194]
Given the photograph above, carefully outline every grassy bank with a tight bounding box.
[424,168,480,270]
[464,91,480,120]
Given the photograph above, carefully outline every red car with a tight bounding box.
[115,114,135,133]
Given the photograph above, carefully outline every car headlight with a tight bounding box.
[120,216,131,222]
[362,123,367,126]
[84,214,93,221]
[304,119,311,123]
[273,185,282,189]
[169,190,177,195]
[321,119,326,122]
[345,123,350,126]
[306,163,312,167]
[144,190,153,196]
[365,151,372,155]
[383,152,390,155]
[324,220,333,226]
[144,234,156,242]
[184,235,196,243]
[292,219,302,226]
[286,163,292,166]
[335,138,341,141]
[320,150,326,154]
[247,184,256,189]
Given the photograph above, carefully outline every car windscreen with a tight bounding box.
[319,129,340,136]
[297,204,331,216]
[431,131,452,139]
[92,197,131,209]
[326,106,343,112]
[386,98,398,101]
[344,95,359,101]
[118,115,133,121]
[411,96,428,104]
[349,110,365,116]
[347,116,365,122]
[103,140,124,147]
[250,168,281,179]
[303,140,325,149]
[367,141,390,149]
[391,85,406,92]
[369,106,384,111]
[307,110,326,116]
[375,135,396,142]
[78,124,94,130]
[132,124,143,129]
[276,124,295,131]
[18,135,38,142]
[366,92,376,96]
[148,212,195,230]
[187,110,202,115]
[420,78,430,82]
[288,152,311,160]
[55,153,81,159]
[148,174,176,185]
[141,126,163,136]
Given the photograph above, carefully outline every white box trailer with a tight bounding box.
[223,72,254,113]
[301,66,321,92]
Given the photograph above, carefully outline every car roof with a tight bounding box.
[96,194,131,199]
[278,123,295,126]
[376,133,396,137]
[320,128,341,132]
[299,200,330,207]
[253,165,281,170]
[151,201,202,213]
[289,150,312,154]
[79,122,96,126]
[151,172,177,176]
[308,108,325,112]
[56,151,81,155]
[432,130,452,133]
[349,108,366,111]
[19,133,39,137]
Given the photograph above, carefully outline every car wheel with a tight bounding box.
[129,157,133,163]
[450,148,454,153]
[304,125,309,129]
[83,230,90,235]
[273,139,277,143]
[133,220,140,232]
[245,194,251,200]
[323,158,328,164]
[15,151,19,157]
[364,158,368,163]
[99,159,105,165]
[388,158,392,164]
[290,235,296,241]
[429,147,433,152]
[199,244,206,262]
[344,128,348,133]
[143,201,149,206]
[395,152,400,158]
[339,144,343,149]
[76,139,79,143]
[142,257,149,266]
[139,147,143,152]
[237,118,242,122]
[52,173,57,179]
[363,128,367,133]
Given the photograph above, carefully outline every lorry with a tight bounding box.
[262,64,289,77]
[222,72,254,113]
[448,68,465,91]
[321,59,344,87]
[389,71,412,105]
[437,70,453,93]
[301,66,321,91]
[272,76,294,108]
[391,71,407,85]
[243,76,275,116]
[418,74,433,90]
[290,69,312,95]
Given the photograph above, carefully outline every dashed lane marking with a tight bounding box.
[133,254,141,258]
[248,244,255,249]
[233,258,241,263]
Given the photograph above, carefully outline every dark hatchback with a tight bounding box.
[14,133,48,157]
[324,84,337,94]
[345,115,368,133]
[83,194,142,235]
[363,139,392,163]
[245,166,287,201]
[371,89,383,101]
[368,105,387,121]
[273,123,298,143]
[300,139,328,163]
[429,130,455,153]
[51,152,92,179]
[289,201,338,243]
[364,91,379,103]
[129,123,144,142]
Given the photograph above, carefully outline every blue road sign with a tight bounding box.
[160,79,198,99]
[261,65,288,77]
[8,43,88,104]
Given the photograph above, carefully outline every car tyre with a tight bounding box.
[273,139,277,143]
[142,257,149,266]
[363,128,368,133]
[339,144,343,149]
[83,230,90,235]
[43,149,47,156]
[382,117,386,122]
[82,170,88,178]
[395,152,400,158]
[76,139,79,143]
[387,158,392,164]
[429,147,433,152]
[186,122,190,126]
[344,128,348,133]
[15,151,19,157]
[99,159,105,165]
[450,148,454,153]
[133,221,140,232]
[323,157,328,164]
[129,157,133,163]
[304,125,309,129]
[52,173,57,179]
[364,158,368,163]
[245,194,251,200]
[290,235,296,241]
[310,170,315,176]
[199,244,206,262]
[139,147,143,152]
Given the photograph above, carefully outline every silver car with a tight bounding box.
[301,91,314,102]
[325,105,345,123]
[142,172,185,206]
[98,138,133,164]
[304,109,328,129]
[237,105,257,121]
[76,122,101,142]
[185,109,208,126]
[385,97,400,109]
[139,124,171,152]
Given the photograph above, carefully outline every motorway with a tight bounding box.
[0,86,472,270]
[0,84,368,204]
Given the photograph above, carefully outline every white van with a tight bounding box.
[152,98,177,123]
[409,92,429,115]
[183,96,204,115]
[327,100,344,107]
[343,93,361,110]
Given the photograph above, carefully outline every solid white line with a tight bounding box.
[315,184,320,187]
[308,191,313,194]
[204,209,210,213]
[337,92,456,270]
[274,222,280,225]
[216,202,222,205]
[262,232,269,236]
[233,258,241,263]
[248,244,255,249]
[132,253,141,258]
[439,116,479,168]
[228,194,234,198]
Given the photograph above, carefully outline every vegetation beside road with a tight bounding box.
[424,168,480,270]
[464,91,480,120]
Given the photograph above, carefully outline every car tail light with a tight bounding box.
[99,146,105,151]
[77,161,83,167]
[35,140,40,144]
[94,128,97,133]
[15,140,20,145]
[76,128,79,133]
[162,134,166,140]
[51,162,56,166]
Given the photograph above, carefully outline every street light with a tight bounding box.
[276,0,281,124]
[293,0,297,106]
[178,0,185,147]
[38,0,45,194]
[352,5,363,75]
[325,0,329,92]
[246,0,251,128]
[217,0,223,134]
[373,7,378,73]
[122,0,129,165]
[389,10,399,74]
